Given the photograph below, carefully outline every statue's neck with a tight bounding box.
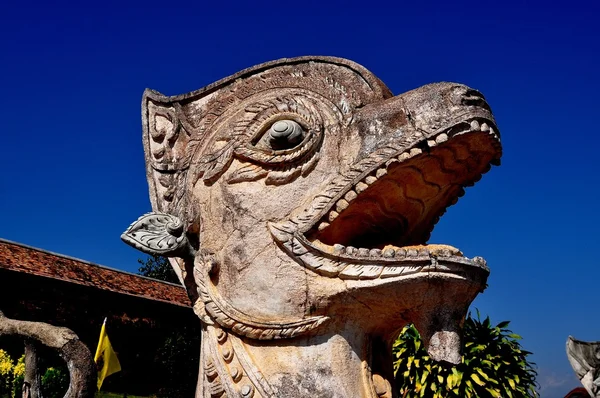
[197,324,395,398]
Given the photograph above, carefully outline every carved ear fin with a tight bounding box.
[121,212,194,258]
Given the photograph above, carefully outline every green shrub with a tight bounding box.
[11,374,23,398]
[42,367,69,398]
[10,354,24,398]
[393,312,538,397]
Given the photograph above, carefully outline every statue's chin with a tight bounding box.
[321,266,487,323]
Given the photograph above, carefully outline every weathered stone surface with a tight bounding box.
[123,56,502,397]
[567,336,600,397]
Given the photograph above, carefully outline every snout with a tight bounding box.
[401,82,497,136]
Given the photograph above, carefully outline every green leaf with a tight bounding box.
[476,368,490,381]
[471,373,486,386]
[483,316,491,328]
[420,369,429,384]
[496,320,511,329]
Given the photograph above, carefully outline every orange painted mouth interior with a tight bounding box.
[309,132,498,250]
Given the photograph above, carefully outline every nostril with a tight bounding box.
[462,97,487,107]
[464,89,485,99]
[461,90,491,111]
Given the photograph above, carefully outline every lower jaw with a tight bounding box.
[274,229,489,281]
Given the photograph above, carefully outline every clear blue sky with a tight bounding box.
[1,1,598,396]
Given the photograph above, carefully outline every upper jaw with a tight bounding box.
[268,112,500,281]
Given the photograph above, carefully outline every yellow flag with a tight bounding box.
[94,318,121,390]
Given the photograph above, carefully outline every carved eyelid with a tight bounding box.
[235,129,320,164]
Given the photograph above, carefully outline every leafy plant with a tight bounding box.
[42,366,69,398]
[11,374,23,398]
[393,311,538,397]
[0,349,69,398]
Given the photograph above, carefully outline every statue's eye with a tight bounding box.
[231,96,324,171]
[256,120,306,151]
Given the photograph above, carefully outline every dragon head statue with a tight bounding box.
[123,57,501,398]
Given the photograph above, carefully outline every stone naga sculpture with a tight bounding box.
[122,56,502,398]
[567,336,600,397]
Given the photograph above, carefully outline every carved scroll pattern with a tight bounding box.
[147,102,190,171]
[145,101,192,211]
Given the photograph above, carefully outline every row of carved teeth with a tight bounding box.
[454,120,499,140]
[312,239,464,259]
[267,228,488,280]
[316,160,402,232]
[317,142,441,232]
[316,120,499,232]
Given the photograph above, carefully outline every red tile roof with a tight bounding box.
[0,239,190,307]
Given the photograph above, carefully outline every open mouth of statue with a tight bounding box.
[269,118,502,280]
